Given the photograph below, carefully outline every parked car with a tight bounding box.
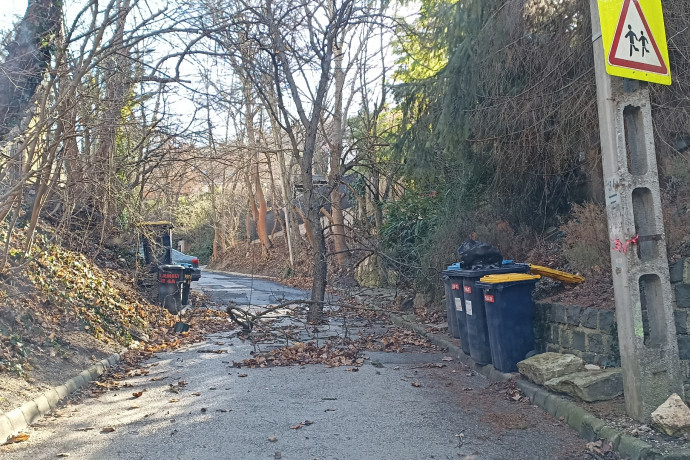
[171,248,201,281]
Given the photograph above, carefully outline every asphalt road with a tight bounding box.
[193,269,313,307]
[1,271,591,460]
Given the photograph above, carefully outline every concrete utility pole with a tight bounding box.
[589,0,684,421]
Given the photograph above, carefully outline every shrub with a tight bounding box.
[560,202,610,274]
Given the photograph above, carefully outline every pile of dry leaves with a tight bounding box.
[238,326,435,369]
[239,341,363,368]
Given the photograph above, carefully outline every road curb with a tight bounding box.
[0,352,122,444]
[389,313,690,460]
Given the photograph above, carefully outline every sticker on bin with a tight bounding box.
[484,294,495,303]
[454,298,463,312]
[463,286,472,294]
[451,283,460,290]
[465,300,473,316]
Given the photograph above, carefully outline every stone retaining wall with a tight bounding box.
[533,302,619,367]
[670,258,690,395]
[533,256,690,395]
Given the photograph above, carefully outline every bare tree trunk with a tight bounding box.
[242,57,272,255]
[329,42,350,270]
[267,97,297,266]
[0,0,61,142]
[95,0,132,241]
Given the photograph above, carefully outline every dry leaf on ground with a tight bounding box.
[5,433,30,444]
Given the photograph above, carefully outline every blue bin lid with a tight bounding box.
[447,263,530,278]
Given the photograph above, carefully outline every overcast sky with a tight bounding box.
[0,0,26,31]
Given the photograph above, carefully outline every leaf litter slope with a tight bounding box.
[0,225,234,414]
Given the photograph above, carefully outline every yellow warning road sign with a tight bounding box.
[597,0,671,85]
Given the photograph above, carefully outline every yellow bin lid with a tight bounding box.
[529,264,585,284]
[479,274,541,284]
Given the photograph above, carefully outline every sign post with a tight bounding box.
[589,0,684,421]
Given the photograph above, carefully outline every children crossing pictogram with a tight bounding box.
[607,0,667,75]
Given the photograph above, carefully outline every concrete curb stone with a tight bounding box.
[44,389,60,410]
[5,409,27,432]
[617,434,651,460]
[33,395,51,416]
[19,401,40,425]
[64,378,78,394]
[54,384,69,400]
[647,449,690,460]
[0,418,12,442]
[390,311,690,459]
[0,351,122,444]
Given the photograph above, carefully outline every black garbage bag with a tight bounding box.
[457,240,503,270]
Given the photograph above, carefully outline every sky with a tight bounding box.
[0,0,26,31]
[0,0,416,144]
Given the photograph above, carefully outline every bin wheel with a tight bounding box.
[159,283,182,315]
[163,294,182,315]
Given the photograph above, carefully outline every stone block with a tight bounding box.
[551,325,560,344]
[670,260,685,283]
[551,304,567,324]
[680,360,689,382]
[544,368,623,402]
[517,352,585,385]
[675,284,690,309]
[581,308,599,329]
[675,310,688,335]
[599,310,615,332]
[572,330,586,351]
[582,352,597,364]
[566,306,582,326]
[534,303,549,321]
[678,335,690,360]
[588,333,604,353]
[651,393,690,437]
[546,344,560,353]
[535,342,546,354]
[560,329,572,348]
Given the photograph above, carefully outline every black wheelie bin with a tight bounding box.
[456,263,530,365]
[476,273,540,372]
